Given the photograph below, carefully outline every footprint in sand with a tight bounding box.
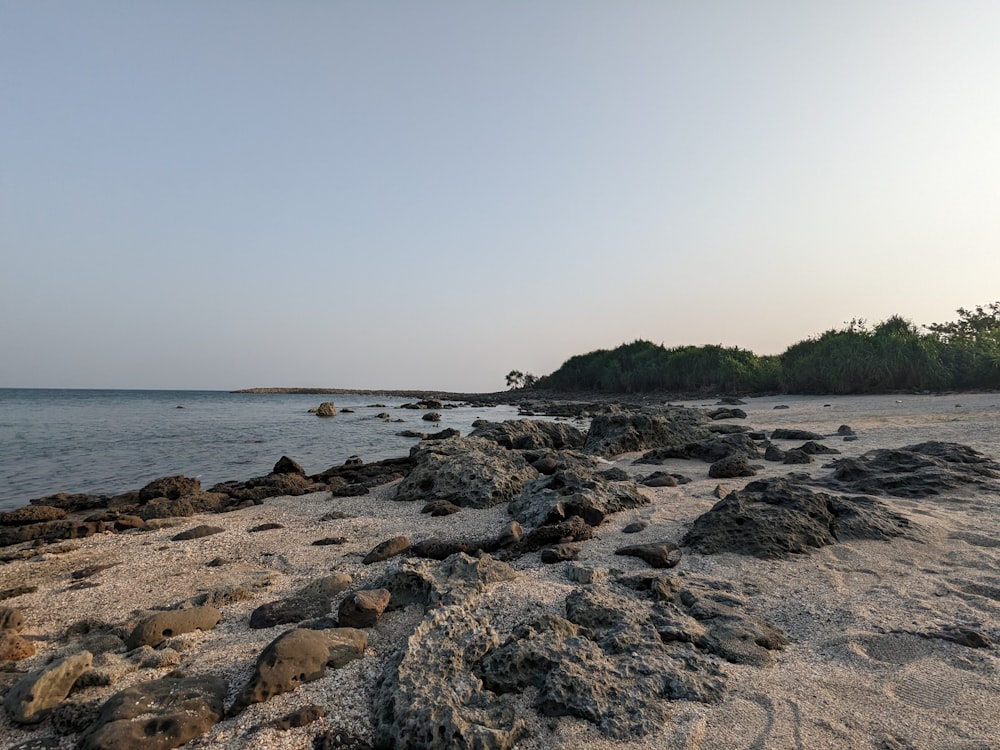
[851,633,935,665]
[884,658,968,709]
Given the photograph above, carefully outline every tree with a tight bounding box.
[505,370,536,390]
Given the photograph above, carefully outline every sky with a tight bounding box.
[2,2,999,391]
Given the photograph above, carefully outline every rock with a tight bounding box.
[470,419,586,451]
[373,605,524,750]
[126,606,221,649]
[782,449,812,464]
[0,632,36,661]
[316,402,338,417]
[516,516,595,554]
[312,456,412,490]
[249,574,353,629]
[622,521,648,534]
[394,437,538,509]
[337,589,391,628]
[248,523,284,532]
[641,472,677,487]
[364,536,411,564]
[0,520,112,548]
[682,477,920,558]
[421,412,441,422]
[80,674,227,750]
[4,651,93,724]
[821,441,1000,498]
[273,704,324,730]
[707,408,746,420]
[566,564,608,584]
[272,455,305,475]
[171,525,224,541]
[0,606,25,632]
[716,397,746,405]
[770,428,825,440]
[797,440,840,455]
[138,476,200,502]
[531,456,559,474]
[421,500,461,516]
[635,433,761,464]
[539,545,579,563]
[582,408,710,457]
[763,444,785,461]
[313,730,372,749]
[312,536,347,546]
[615,543,682,568]
[211,472,316,503]
[773,404,789,409]
[230,628,367,714]
[509,465,648,528]
[837,425,856,436]
[706,423,751,434]
[113,515,144,531]
[409,539,481,560]
[50,698,103,735]
[377,553,518,611]
[708,454,756,478]
[0,505,67,525]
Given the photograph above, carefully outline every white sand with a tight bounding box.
[1,392,999,749]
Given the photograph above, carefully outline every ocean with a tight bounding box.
[0,389,529,512]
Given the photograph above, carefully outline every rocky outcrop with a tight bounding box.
[80,674,227,750]
[820,441,1000,498]
[230,627,367,715]
[374,605,523,750]
[0,505,67,525]
[126,606,221,649]
[469,419,586,451]
[582,408,710,457]
[4,651,93,724]
[509,465,648,528]
[394,437,538,509]
[682,477,920,558]
[376,553,518,611]
[634,433,761,464]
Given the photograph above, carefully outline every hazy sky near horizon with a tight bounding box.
[3,2,999,391]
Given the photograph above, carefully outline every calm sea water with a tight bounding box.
[0,389,528,512]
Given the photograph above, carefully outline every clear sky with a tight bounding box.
[3,2,999,391]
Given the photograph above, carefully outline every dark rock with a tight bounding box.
[376,553,518,612]
[622,521,648,534]
[0,505,66,526]
[539,544,579,563]
[763,445,785,461]
[420,500,461,516]
[126,606,221,649]
[706,423,751,434]
[0,606,25,632]
[597,466,630,481]
[0,520,113,548]
[531,456,558,475]
[0,586,36,601]
[716,397,746,405]
[837,425,856,436]
[4,651,93,724]
[314,730,372,749]
[363,536,411,564]
[641,472,677,487]
[421,412,441,422]
[316,402,338,417]
[470,419,586,451]
[248,523,285,532]
[138,476,200,502]
[509,465,648,528]
[273,456,306,475]
[312,536,347,546]
[708,454,756,479]
[230,628,367,714]
[113,515,144,531]
[394,437,538,509]
[28,492,106,513]
[635,433,761,464]
[50,698,102,735]
[72,564,117,580]
[615,543,681,569]
[682,477,920,558]
[273,704,324,730]
[337,589,391,628]
[312,456,411,490]
[248,574,353,629]
[80,674,227,749]
[773,404,790,409]
[770,429,825,440]
[582,408,710,457]
[409,538,481,560]
[797,441,841,455]
[211,472,315,503]
[821,441,1000,498]
[171,525,224,541]
[707,408,746,420]
[517,516,595,553]
[782,449,812,465]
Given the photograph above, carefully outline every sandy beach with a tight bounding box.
[1,393,998,750]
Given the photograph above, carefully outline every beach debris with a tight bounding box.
[80,673,228,749]
[229,627,367,715]
[683,477,919,558]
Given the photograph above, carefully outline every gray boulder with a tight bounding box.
[394,437,538,509]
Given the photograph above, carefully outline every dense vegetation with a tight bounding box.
[526,303,1000,395]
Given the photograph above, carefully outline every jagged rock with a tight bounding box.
[0,520,113,548]
[469,419,586,451]
[0,632,35,661]
[410,539,481,560]
[716,397,746,405]
[770,429,825,440]
[0,606,25,632]
[622,521,649,534]
[0,505,67,525]
[138,476,200,502]
[364,536,411,564]
[683,477,920,558]
[821,441,1000,498]
[516,516,595,554]
[615,543,682,569]
[531,456,559,474]
[635,433,761,464]
[509,466,648,528]
[377,553,517,611]
[312,536,347,546]
[797,441,840,455]
[708,454,757,478]
[4,651,93,724]
[126,606,221,649]
[273,456,305,475]
[211,472,315,502]
[171,525,224,541]
[539,545,579,563]
[316,402,338,417]
[249,574,353,629]
[314,730,372,749]
[230,628,366,714]
[28,492,106,513]
[582,409,710,457]
[837,425,856,436]
[782,449,812,465]
[80,674,227,750]
[373,605,524,750]
[394,437,538,509]
[597,466,630,481]
[51,698,103,735]
[312,456,412,489]
[337,589,391,628]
